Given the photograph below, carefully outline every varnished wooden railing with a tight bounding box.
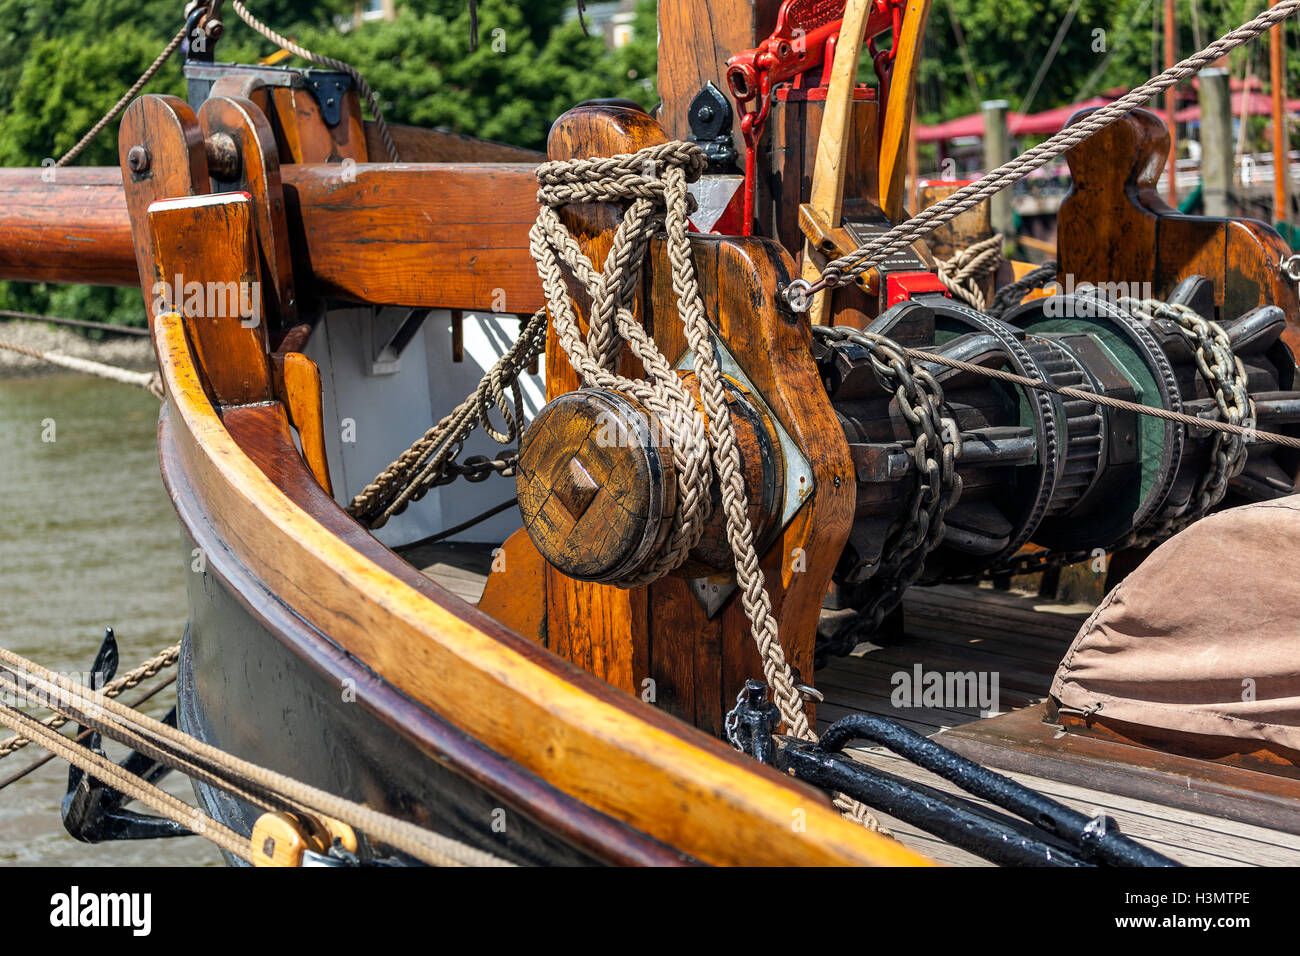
[0,163,545,314]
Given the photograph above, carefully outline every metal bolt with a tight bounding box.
[127,146,150,173]
[698,105,714,122]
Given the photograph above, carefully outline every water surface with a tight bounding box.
[0,375,219,865]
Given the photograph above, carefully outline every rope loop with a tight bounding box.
[530,140,823,748]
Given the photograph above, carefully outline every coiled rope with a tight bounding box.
[799,0,1300,300]
[934,233,1004,310]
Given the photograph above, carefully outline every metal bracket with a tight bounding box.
[370,308,430,375]
[677,335,815,616]
[687,82,738,173]
[302,69,354,127]
[61,630,193,844]
[183,62,352,126]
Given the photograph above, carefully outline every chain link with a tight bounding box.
[1116,296,1253,548]
[812,327,963,662]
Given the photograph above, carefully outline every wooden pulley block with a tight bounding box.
[516,373,786,585]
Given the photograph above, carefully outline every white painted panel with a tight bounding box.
[304,306,544,549]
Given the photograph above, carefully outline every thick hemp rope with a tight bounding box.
[799,0,1300,300]
[0,339,164,398]
[0,645,512,867]
[530,142,882,829]
[0,641,179,759]
[531,141,812,737]
[934,233,1004,310]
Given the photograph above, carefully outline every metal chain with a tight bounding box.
[347,307,546,528]
[1116,296,1254,548]
[811,326,963,661]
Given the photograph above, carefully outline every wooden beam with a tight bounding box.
[0,161,545,313]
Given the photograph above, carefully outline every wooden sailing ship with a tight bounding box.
[3,0,1300,866]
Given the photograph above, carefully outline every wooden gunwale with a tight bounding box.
[159,409,695,865]
[154,311,930,866]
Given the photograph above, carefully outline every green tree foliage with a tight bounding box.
[917,0,1300,124]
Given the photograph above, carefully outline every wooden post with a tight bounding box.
[1200,68,1233,218]
[1271,0,1290,223]
[1165,0,1178,205]
[982,99,1014,237]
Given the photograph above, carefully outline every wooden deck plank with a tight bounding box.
[411,548,1299,866]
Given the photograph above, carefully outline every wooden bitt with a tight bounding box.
[119,95,212,325]
[147,192,271,407]
[199,94,298,328]
[536,105,854,734]
[1058,107,1300,356]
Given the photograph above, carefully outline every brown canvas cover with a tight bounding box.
[1051,495,1300,751]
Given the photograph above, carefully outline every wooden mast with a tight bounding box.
[1271,0,1290,223]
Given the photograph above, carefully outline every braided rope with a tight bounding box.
[805,0,1300,298]
[531,142,883,829]
[230,0,401,162]
[934,233,1004,310]
[532,141,812,734]
[0,645,512,866]
[54,26,188,167]
[0,642,179,759]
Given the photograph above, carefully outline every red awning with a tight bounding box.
[1009,97,1118,135]
[914,111,1026,143]
[916,98,1118,143]
[1174,91,1300,122]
